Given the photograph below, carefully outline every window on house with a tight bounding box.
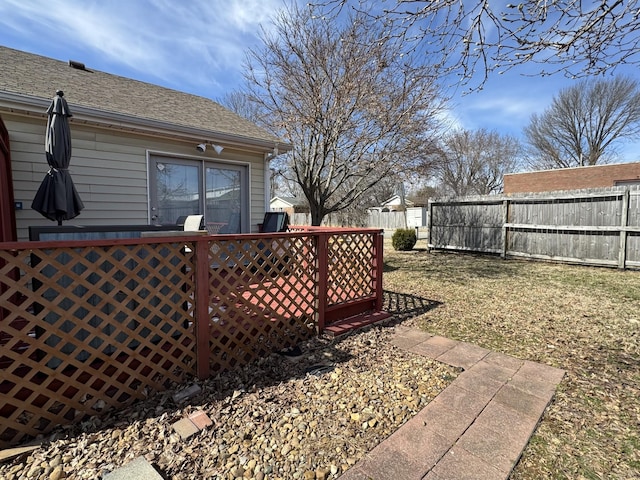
[148,155,248,233]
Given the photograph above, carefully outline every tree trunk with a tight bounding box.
[310,206,324,226]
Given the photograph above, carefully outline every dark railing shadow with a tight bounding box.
[383,261,398,273]
[381,289,442,324]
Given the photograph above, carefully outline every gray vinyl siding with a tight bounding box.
[251,162,265,229]
[6,113,266,241]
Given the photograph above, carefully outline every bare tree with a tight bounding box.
[244,3,443,225]
[525,76,640,169]
[217,90,299,204]
[361,176,400,210]
[434,129,522,196]
[217,90,261,123]
[313,1,640,89]
[407,184,438,206]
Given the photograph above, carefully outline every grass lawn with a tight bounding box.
[383,241,639,480]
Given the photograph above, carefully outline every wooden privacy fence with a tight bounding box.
[367,208,429,230]
[367,210,407,229]
[428,186,640,268]
[0,228,384,447]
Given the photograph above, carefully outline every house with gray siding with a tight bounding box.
[0,46,289,241]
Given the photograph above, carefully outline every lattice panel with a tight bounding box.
[207,236,317,372]
[1,230,385,447]
[326,233,375,305]
[0,242,196,447]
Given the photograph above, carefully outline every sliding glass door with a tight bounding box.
[205,166,242,233]
[149,155,248,233]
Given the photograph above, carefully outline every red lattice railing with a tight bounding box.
[0,228,384,447]
[203,235,317,373]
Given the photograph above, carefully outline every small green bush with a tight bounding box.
[392,228,417,251]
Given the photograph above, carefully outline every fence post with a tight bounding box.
[618,188,630,269]
[194,237,210,380]
[316,232,329,333]
[427,200,433,252]
[501,199,509,259]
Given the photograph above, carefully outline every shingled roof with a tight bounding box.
[0,46,284,149]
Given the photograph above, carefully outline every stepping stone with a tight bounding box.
[173,418,200,440]
[103,456,163,480]
[172,410,213,439]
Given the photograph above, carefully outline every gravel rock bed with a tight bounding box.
[1,325,458,480]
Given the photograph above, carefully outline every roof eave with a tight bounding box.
[0,91,292,153]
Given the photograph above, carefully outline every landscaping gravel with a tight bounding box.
[0,325,458,480]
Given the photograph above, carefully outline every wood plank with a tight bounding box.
[505,223,640,233]
[0,444,40,462]
[506,250,618,267]
[619,189,630,268]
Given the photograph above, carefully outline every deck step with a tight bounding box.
[324,311,392,337]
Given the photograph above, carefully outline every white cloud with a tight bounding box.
[441,94,538,136]
[445,71,565,136]
[223,0,282,31]
[466,96,545,120]
[0,1,150,62]
[0,0,290,94]
[435,108,464,133]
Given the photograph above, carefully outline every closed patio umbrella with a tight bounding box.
[31,90,84,225]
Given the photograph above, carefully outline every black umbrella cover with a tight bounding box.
[32,91,84,224]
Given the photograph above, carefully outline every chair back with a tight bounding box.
[262,212,289,232]
[182,215,204,231]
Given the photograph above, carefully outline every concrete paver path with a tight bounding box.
[340,326,565,480]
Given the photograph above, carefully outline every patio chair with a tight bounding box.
[176,215,204,231]
[218,213,240,234]
[260,212,289,232]
[256,212,291,274]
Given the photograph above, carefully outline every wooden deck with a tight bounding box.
[0,228,387,447]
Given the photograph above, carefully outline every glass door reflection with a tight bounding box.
[205,167,241,233]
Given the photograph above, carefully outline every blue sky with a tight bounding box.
[1,0,639,166]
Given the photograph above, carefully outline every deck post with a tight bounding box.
[374,231,384,312]
[194,237,210,380]
[316,231,329,333]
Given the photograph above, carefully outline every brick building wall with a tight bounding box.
[504,162,640,194]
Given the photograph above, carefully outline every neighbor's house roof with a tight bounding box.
[504,162,640,194]
[0,46,289,153]
[380,194,414,207]
[270,196,307,208]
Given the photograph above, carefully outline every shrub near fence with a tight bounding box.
[0,228,384,447]
[428,186,640,268]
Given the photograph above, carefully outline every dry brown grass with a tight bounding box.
[383,242,639,480]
